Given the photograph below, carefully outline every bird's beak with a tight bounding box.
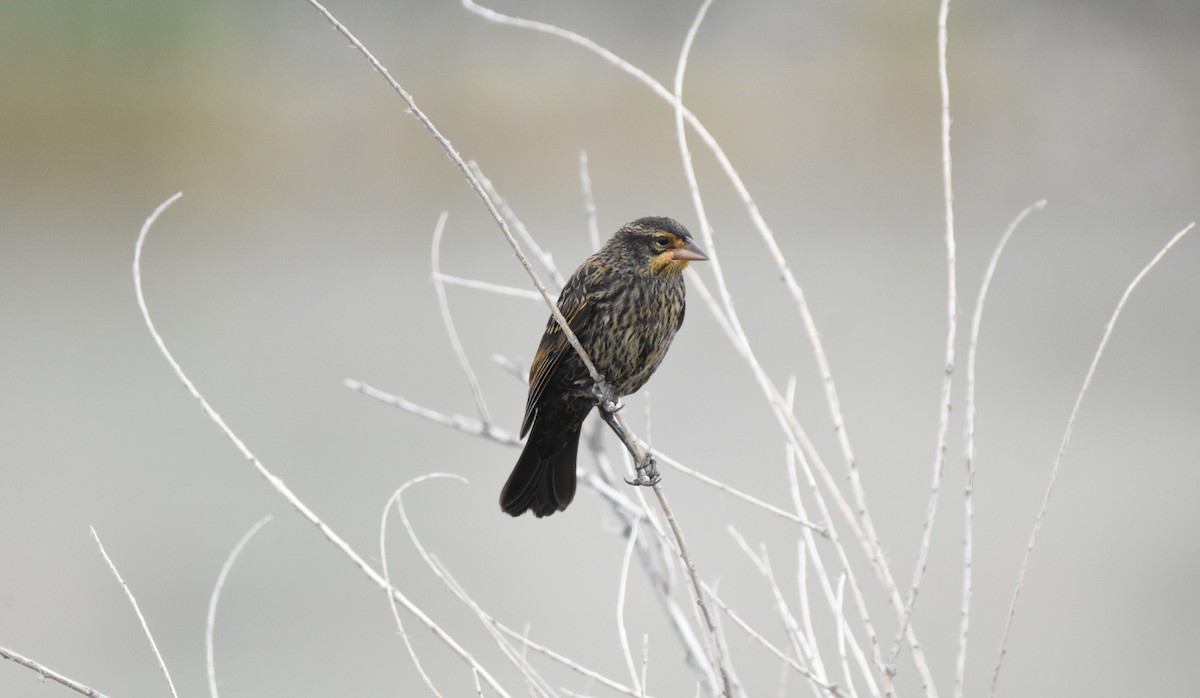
[671,239,709,262]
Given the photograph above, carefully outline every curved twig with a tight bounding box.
[955,200,1045,698]
[432,211,494,427]
[617,520,645,696]
[991,222,1195,696]
[207,515,273,698]
[133,192,513,697]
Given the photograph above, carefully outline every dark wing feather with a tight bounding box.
[520,261,606,437]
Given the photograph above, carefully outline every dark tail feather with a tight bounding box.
[500,410,584,517]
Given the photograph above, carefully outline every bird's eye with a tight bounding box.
[654,235,671,248]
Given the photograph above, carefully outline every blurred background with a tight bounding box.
[2,0,1197,696]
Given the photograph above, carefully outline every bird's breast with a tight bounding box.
[581,276,686,396]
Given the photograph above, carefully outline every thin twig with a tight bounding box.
[783,381,874,698]
[91,526,179,698]
[434,560,558,698]
[991,222,1195,696]
[468,161,566,290]
[699,582,844,698]
[704,587,745,698]
[133,193,513,697]
[495,625,651,698]
[796,534,819,672]
[207,515,273,698]
[491,353,528,381]
[381,480,445,697]
[0,645,112,698]
[580,150,601,252]
[785,441,889,694]
[519,623,537,698]
[727,529,817,677]
[432,211,494,427]
[582,438,715,693]
[390,475,557,698]
[955,200,1045,698]
[648,478,732,697]
[652,446,825,533]
[763,550,825,690]
[617,520,645,697]
[344,378,520,445]
[434,273,543,300]
[834,575,856,698]
[640,634,651,698]
[889,0,958,681]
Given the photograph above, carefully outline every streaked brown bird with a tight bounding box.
[500,216,708,517]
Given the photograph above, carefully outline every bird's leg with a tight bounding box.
[584,376,658,486]
[586,374,623,414]
[597,407,661,487]
[626,452,661,487]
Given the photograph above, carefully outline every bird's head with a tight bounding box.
[611,216,709,276]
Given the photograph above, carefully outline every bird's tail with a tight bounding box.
[500,404,587,517]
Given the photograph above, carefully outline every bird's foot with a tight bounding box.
[624,453,661,487]
[588,375,623,414]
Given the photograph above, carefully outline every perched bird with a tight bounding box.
[500,216,708,518]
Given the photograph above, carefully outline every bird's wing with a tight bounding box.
[520,261,607,438]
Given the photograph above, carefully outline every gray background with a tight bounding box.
[2,1,1198,696]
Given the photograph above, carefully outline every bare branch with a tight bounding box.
[433,273,543,300]
[617,520,645,697]
[640,634,651,698]
[579,150,601,252]
[889,0,959,682]
[133,193,513,697]
[0,645,112,698]
[432,211,494,427]
[727,530,822,685]
[207,515,273,698]
[645,476,733,696]
[380,481,445,697]
[699,582,844,698]
[389,475,554,698]
[91,526,179,698]
[992,221,1195,696]
[652,447,825,534]
[491,353,528,381]
[468,161,566,290]
[495,624,651,698]
[834,575,857,698]
[344,378,520,445]
[782,431,887,695]
[955,200,1045,698]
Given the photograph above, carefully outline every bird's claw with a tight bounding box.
[624,454,661,487]
[589,376,623,414]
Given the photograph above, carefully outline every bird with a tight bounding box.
[500,216,708,518]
